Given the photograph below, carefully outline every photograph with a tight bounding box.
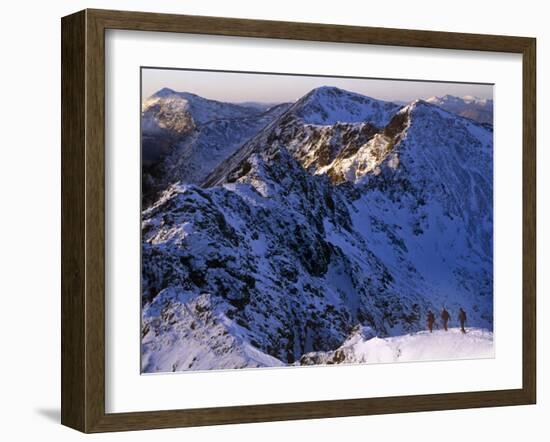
[140,68,495,374]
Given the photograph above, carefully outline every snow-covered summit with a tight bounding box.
[142,88,260,128]
[402,97,482,126]
[289,86,402,126]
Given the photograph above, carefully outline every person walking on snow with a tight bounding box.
[427,310,435,333]
[458,307,467,334]
[441,307,451,331]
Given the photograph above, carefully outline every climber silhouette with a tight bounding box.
[441,307,451,331]
[427,310,435,333]
[458,307,467,333]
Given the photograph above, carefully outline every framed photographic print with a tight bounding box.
[61,9,536,433]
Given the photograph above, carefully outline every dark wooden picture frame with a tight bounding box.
[61,8,536,433]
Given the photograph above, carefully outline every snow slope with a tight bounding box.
[141,289,284,372]
[299,326,494,365]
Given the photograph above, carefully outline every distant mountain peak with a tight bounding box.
[303,85,379,104]
[149,88,218,104]
[306,85,362,97]
[152,87,178,98]
[427,94,492,106]
[425,94,493,124]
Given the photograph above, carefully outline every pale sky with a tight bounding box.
[142,67,493,104]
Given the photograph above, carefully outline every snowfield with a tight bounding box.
[299,326,494,366]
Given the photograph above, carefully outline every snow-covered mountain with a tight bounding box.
[426,94,493,124]
[291,86,401,126]
[142,87,261,131]
[142,88,291,204]
[141,87,493,373]
[203,87,401,186]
